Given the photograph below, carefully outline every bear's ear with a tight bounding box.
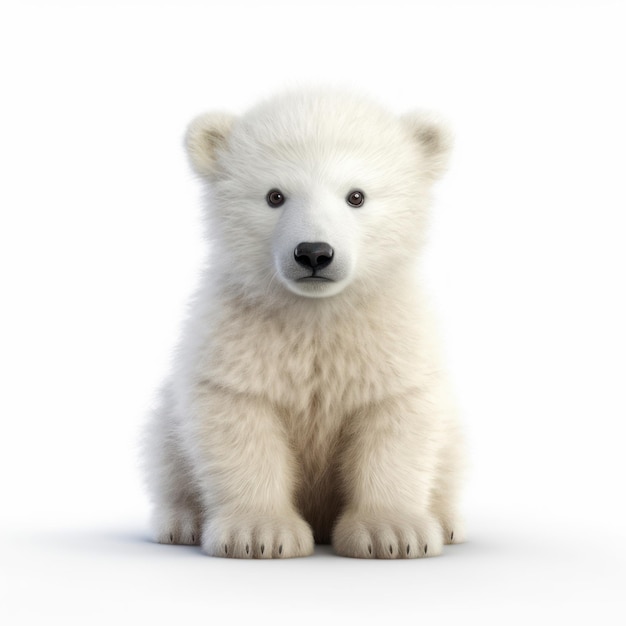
[401,112,453,181]
[185,112,236,179]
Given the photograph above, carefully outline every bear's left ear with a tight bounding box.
[185,112,236,180]
[401,112,453,181]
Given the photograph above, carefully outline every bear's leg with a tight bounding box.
[332,394,445,559]
[184,382,314,559]
[144,394,203,545]
[429,422,466,545]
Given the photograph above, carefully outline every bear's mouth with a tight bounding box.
[296,276,334,283]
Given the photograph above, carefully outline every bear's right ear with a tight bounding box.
[401,112,453,182]
[185,112,236,179]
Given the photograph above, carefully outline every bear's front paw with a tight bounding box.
[332,510,444,559]
[202,512,315,559]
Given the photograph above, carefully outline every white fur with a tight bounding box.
[144,89,465,559]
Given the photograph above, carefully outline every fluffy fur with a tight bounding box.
[144,90,465,559]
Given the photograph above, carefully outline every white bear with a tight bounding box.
[143,90,465,559]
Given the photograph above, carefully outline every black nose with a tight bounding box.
[294,241,334,271]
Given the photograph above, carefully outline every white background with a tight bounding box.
[1,0,625,624]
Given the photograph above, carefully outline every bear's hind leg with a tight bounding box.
[429,422,466,545]
[144,389,203,545]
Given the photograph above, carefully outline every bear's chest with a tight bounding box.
[209,307,402,416]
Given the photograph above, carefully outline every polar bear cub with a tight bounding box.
[144,90,465,559]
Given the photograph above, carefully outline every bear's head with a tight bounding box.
[186,90,451,301]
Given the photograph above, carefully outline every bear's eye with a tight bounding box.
[266,189,285,208]
[346,190,365,208]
